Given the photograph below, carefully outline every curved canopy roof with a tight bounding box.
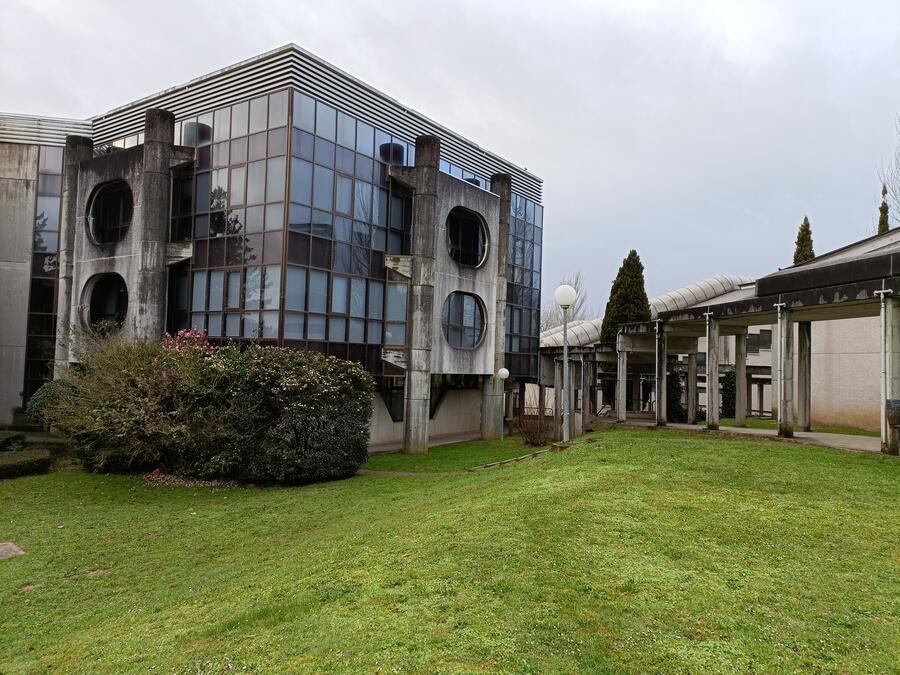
[540,274,754,349]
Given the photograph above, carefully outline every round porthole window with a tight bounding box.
[446,206,487,267]
[88,180,133,244]
[441,291,485,350]
[84,273,128,331]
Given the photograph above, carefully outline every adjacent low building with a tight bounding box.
[0,44,545,451]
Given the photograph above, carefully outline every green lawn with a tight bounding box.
[718,417,880,437]
[2,430,899,673]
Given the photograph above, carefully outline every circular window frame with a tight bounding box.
[445,206,489,269]
[86,180,133,246]
[440,291,488,351]
[81,272,129,333]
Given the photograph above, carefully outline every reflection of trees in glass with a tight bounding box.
[210,186,228,211]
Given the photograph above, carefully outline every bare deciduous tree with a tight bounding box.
[878,117,900,229]
[540,271,591,332]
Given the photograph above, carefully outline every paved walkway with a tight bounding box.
[619,419,883,454]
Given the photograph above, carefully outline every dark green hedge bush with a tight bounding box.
[43,331,374,484]
[0,448,52,479]
[25,379,66,427]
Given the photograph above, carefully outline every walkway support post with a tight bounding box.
[616,333,627,422]
[797,321,812,432]
[553,359,563,440]
[655,320,667,426]
[705,313,720,430]
[776,303,794,438]
[687,348,698,424]
[735,330,748,427]
[877,289,899,454]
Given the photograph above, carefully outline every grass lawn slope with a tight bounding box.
[1,429,898,672]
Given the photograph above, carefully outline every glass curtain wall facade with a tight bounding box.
[155,86,542,381]
[24,146,64,400]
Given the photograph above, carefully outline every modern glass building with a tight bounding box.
[0,45,543,448]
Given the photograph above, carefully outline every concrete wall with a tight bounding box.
[368,388,482,447]
[809,317,880,431]
[0,142,38,423]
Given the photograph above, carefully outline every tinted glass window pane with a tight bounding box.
[226,271,241,308]
[385,322,405,345]
[268,127,286,156]
[249,131,267,161]
[350,278,366,317]
[337,112,355,148]
[293,92,315,133]
[315,101,336,141]
[307,314,326,340]
[286,265,306,311]
[349,317,365,343]
[289,203,312,232]
[386,283,406,322]
[308,269,328,313]
[214,107,231,141]
[268,90,288,128]
[39,146,63,173]
[332,275,349,313]
[207,313,223,337]
[249,96,268,134]
[284,312,304,339]
[35,196,60,230]
[367,320,382,344]
[329,316,346,341]
[266,157,286,202]
[242,312,260,338]
[195,173,210,213]
[292,129,315,160]
[315,137,335,168]
[356,121,374,156]
[262,265,280,310]
[335,216,352,242]
[208,270,224,311]
[231,101,249,137]
[225,313,241,336]
[312,165,334,211]
[368,280,383,319]
[230,136,247,164]
[192,271,207,311]
[37,174,61,196]
[354,181,372,221]
[229,166,246,206]
[246,161,265,205]
[265,203,284,232]
[290,158,313,205]
[245,205,264,234]
[336,175,353,215]
[244,266,261,310]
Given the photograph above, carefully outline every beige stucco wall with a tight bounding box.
[368,387,482,448]
[810,317,880,431]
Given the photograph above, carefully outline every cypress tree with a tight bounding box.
[878,183,890,235]
[599,249,651,343]
[793,216,815,265]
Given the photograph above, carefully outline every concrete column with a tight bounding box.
[538,384,546,431]
[482,173,512,440]
[797,320,812,432]
[568,360,577,439]
[655,325,667,426]
[777,309,794,438]
[553,359,563,439]
[707,317,720,430]
[517,380,526,430]
[581,358,590,433]
[687,350,698,424]
[138,109,176,340]
[616,345,627,422]
[771,322,779,418]
[54,135,93,376]
[745,374,754,417]
[883,297,900,453]
[734,332,748,427]
[757,381,765,418]
[403,135,440,453]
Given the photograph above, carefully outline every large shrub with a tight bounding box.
[25,379,67,427]
[44,330,374,483]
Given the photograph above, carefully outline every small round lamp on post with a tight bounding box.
[497,367,510,440]
[554,284,577,443]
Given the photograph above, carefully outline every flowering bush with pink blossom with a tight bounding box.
[42,332,374,483]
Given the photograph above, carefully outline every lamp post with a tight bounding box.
[497,367,510,441]
[554,284,577,443]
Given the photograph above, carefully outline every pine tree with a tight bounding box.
[793,216,815,265]
[878,183,890,235]
[599,249,651,343]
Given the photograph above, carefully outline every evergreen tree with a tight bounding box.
[793,216,815,265]
[599,249,651,343]
[878,183,890,235]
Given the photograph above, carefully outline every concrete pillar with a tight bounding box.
[568,360,577,439]
[757,381,765,418]
[707,317,720,430]
[797,321,812,432]
[581,358,590,433]
[482,173,512,440]
[745,374,754,417]
[517,380,526,430]
[538,384,546,431]
[734,332,747,427]
[403,135,440,453]
[616,345,627,422]
[138,109,176,339]
[883,297,900,453]
[655,325,667,426]
[777,309,794,438]
[54,135,93,377]
[771,322,779,418]
[687,350,698,424]
[553,359,563,439]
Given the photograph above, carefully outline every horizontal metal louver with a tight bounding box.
[0,113,92,146]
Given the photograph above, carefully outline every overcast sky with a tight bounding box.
[4,0,900,317]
